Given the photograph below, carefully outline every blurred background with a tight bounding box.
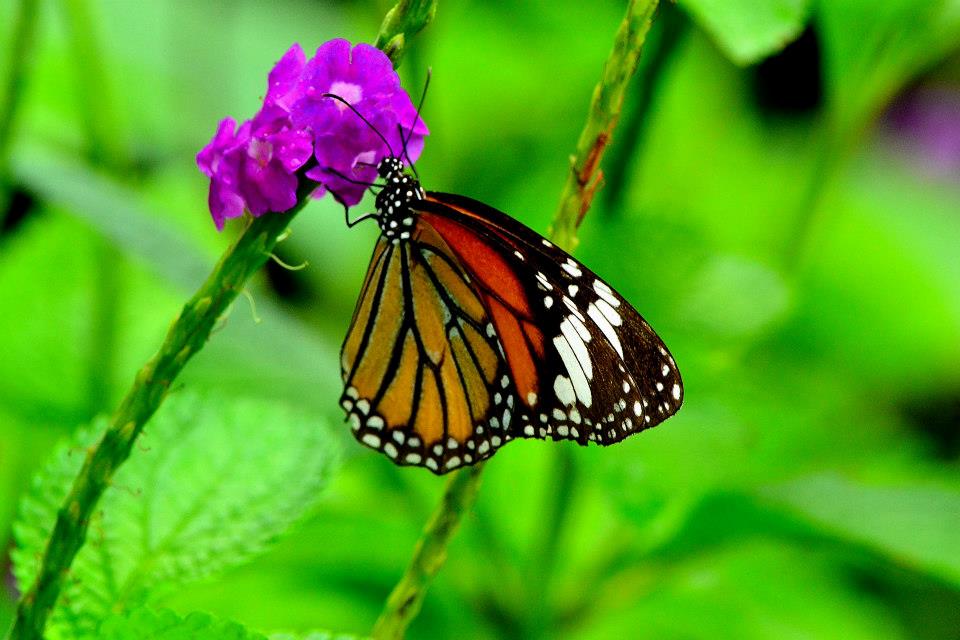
[1,0,959,638]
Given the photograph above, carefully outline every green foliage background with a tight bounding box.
[1,0,959,638]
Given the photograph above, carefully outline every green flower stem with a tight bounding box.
[371,462,486,640]
[4,0,434,636]
[601,1,688,215]
[375,0,438,67]
[0,0,40,226]
[551,0,660,250]
[531,1,660,633]
[6,196,308,640]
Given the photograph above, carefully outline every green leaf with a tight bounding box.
[98,607,268,640]
[763,474,960,585]
[11,142,211,292]
[678,0,812,65]
[9,141,342,415]
[676,254,792,340]
[12,391,339,638]
[584,540,906,640]
[818,0,960,134]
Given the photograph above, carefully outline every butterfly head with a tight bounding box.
[377,156,405,180]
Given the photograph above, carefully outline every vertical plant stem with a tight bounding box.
[0,0,40,226]
[528,1,660,634]
[522,445,577,637]
[602,2,688,215]
[371,463,486,640]
[6,198,308,640]
[5,1,436,637]
[551,0,660,250]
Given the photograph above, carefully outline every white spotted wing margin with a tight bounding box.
[422,191,684,446]
[339,234,519,475]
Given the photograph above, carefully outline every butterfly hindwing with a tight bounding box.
[340,228,519,474]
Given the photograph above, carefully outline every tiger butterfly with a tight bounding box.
[334,101,683,475]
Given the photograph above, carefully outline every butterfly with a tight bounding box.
[329,99,683,475]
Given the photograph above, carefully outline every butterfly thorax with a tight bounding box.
[375,157,425,244]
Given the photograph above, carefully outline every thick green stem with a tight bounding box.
[6,200,307,640]
[371,463,486,640]
[551,0,660,250]
[5,0,435,637]
[528,1,661,634]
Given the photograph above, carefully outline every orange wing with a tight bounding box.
[340,223,516,473]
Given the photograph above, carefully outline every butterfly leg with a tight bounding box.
[325,185,380,228]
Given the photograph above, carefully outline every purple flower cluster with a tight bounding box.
[197,40,428,230]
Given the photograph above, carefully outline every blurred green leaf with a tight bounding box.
[818,0,960,134]
[0,211,101,420]
[9,141,343,416]
[763,473,960,585]
[99,607,268,640]
[677,0,811,65]
[10,143,214,290]
[677,254,791,340]
[579,541,905,639]
[12,391,339,637]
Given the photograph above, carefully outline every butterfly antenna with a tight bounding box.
[400,68,432,180]
[322,93,396,157]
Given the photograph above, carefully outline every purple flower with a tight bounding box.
[197,118,248,230]
[197,39,429,229]
[265,43,307,111]
[196,107,312,229]
[292,39,428,206]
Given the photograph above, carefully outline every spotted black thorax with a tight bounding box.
[374,156,425,244]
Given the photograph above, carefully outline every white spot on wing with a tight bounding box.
[595,297,622,327]
[560,319,593,380]
[562,259,582,278]
[593,280,620,308]
[587,303,624,359]
[554,375,576,406]
[553,333,593,407]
